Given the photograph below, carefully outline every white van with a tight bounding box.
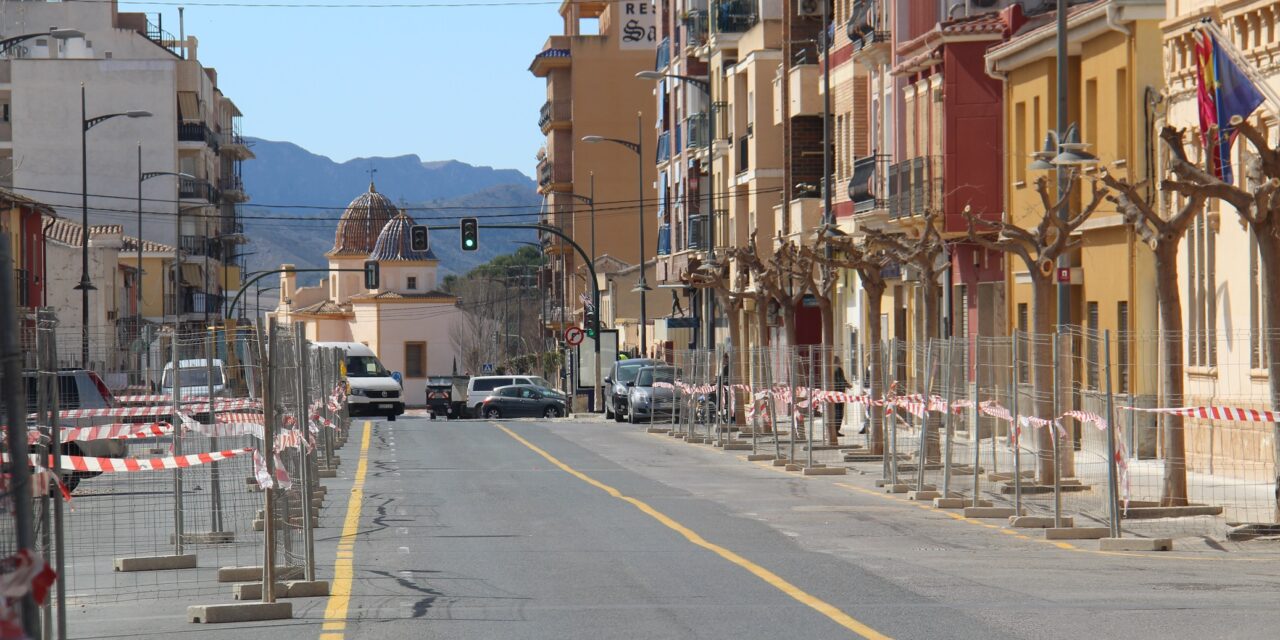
[466,375,564,418]
[160,359,228,400]
[315,342,404,421]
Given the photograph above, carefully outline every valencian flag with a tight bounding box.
[1195,28,1264,183]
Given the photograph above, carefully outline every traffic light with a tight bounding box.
[363,260,379,289]
[584,308,597,339]
[460,217,478,251]
[410,224,430,252]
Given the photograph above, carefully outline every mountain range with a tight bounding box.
[240,137,542,285]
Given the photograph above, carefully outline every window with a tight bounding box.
[2,104,9,122]
[1017,303,1029,383]
[404,342,426,378]
[406,276,418,290]
[1250,229,1269,369]
[1090,303,1100,389]
[1188,207,1217,366]
[1013,101,1026,185]
[1115,69,1129,160]
[1117,301,1130,394]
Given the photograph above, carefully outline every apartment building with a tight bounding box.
[1,188,52,313]
[0,0,251,337]
[529,0,658,354]
[1162,0,1280,470]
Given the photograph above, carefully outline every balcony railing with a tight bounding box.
[539,101,553,128]
[847,0,890,53]
[179,177,220,203]
[849,154,889,213]
[687,214,708,250]
[537,160,552,187]
[683,11,709,48]
[736,135,749,174]
[656,37,671,70]
[177,123,219,152]
[685,113,709,150]
[888,155,942,218]
[219,175,244,193]
[656,223,672,256]
[656,131,671,164]
[716,0,759,33]
[179,235,215,257]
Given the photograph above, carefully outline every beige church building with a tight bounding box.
[275,183,465,388]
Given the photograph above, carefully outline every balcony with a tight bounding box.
[685,114,710,150]
[179,177,220,203]
[849,154,889,214]
[847,0,891,55]
[220,176,247,202]
[780,197,821,238]
[178,123,219,153]
[888,155,942,219]
[180,235,214,257]
[716,0,759,33]
[530,41,571,77]
[656,223,672,256]
[687,214,708,250]
[788,52,820,117]
[221,130,252,159]
[683,11,709,49]
[656,37,671,71]
[736,135,749,174]
[656,131,672,164]
[538,99,570,132]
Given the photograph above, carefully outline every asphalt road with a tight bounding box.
[71,414,1280,639]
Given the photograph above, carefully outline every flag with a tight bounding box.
[1195,28,1264,183]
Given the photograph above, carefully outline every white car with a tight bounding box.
[314,342,404,421]
[160,358,228,400]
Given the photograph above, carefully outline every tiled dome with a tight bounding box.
[329,182,399,256]
[370,212,437,262]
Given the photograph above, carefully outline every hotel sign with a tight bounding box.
[620,1,657,49]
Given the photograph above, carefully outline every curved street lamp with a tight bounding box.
[0,27,83,55]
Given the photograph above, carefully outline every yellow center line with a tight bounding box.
[320,420,374,638]
[496,423,891,640]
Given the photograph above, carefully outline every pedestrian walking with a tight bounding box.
[832,365,849,438]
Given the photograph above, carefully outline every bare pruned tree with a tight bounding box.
[448,277,503,376]
[965,175,1107,485]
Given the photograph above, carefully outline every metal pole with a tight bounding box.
[171,325,185,556]
[942,338,956,498]
[765,345,782,460]
[35,313,52,640]
[916,342,932,492]
[294,322,316,581]
[1052,332,1063,527]
[787,349,798,464]
[1104,330,1122,538]
[0,236,38,637]
[971,343,982,508]
[637,113,648,353]
[1011,330,1022,515]
[207,331,224,533]
[705,85,715,350]
[261,319,278,603]
[137,143,144,329]
[79,83,92,369]
[1055,0,1070,327]
[590,174,602,413]
[888,341,899,485]
[805,350,815,469]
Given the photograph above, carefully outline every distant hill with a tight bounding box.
[239,138,542,285]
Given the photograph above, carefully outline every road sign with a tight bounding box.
[564,326,584,346]
[481,362,494,374]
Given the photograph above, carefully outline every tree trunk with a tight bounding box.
[757,301,773,434]
[1153,241,1189,506]
[727,299,746,427]
[864,280,886,455]
[1031,277,1057,485]
[1257,230,1280,522]
[921,279,942,462]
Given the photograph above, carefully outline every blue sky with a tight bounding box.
[160,0,563,177]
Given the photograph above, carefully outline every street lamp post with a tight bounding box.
[1055,0,1069,328]
[0,27,82,55]
[136,144,193,323]
[79,84,151,367]
[567,176,601,411]
[636,70,712,348]
[582,112,652,355]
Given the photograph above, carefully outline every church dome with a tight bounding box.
[329,182,399,256]
[370,212,437,262]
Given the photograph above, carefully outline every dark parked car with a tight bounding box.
[479,385,567,419]
[605,358,662,422]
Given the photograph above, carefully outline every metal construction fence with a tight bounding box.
[658,329,1280,542]
[0,240,350,640]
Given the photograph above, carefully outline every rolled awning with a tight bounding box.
[179,263,203,287]
[177,91,200,122]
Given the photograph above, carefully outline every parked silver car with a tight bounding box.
[21,369,127,492]
[626,366,682,424]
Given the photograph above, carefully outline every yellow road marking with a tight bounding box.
[496,423,891,640]
[320,420,373,638]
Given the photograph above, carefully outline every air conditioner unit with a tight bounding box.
[797,0,823,18]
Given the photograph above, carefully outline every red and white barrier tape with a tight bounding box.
[1123,405,1280,423]
[252,451,293,490]
[6,448,253,473]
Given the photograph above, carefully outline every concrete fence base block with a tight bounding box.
[1099,537,1173,552]
[232,582,287,600]
[686,437,708,444]
[746,454,776,461]
[963,507,1020,519]
[803,466,847,476]
[723,443,753,451]
[908,490,942,501]
[884,484,911,494]
[783,463,805,472]
[169,532,235,545]
[317,469,338,478]
[934,498,988,509]
[283,580,331,597]
[771,459,794,467]
[114,554,198,572]
[1009,516,1073,528]
[217,565,304,583]
[646,427,671,434]
[188,602,292,624]
[1045,527,1110,540]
